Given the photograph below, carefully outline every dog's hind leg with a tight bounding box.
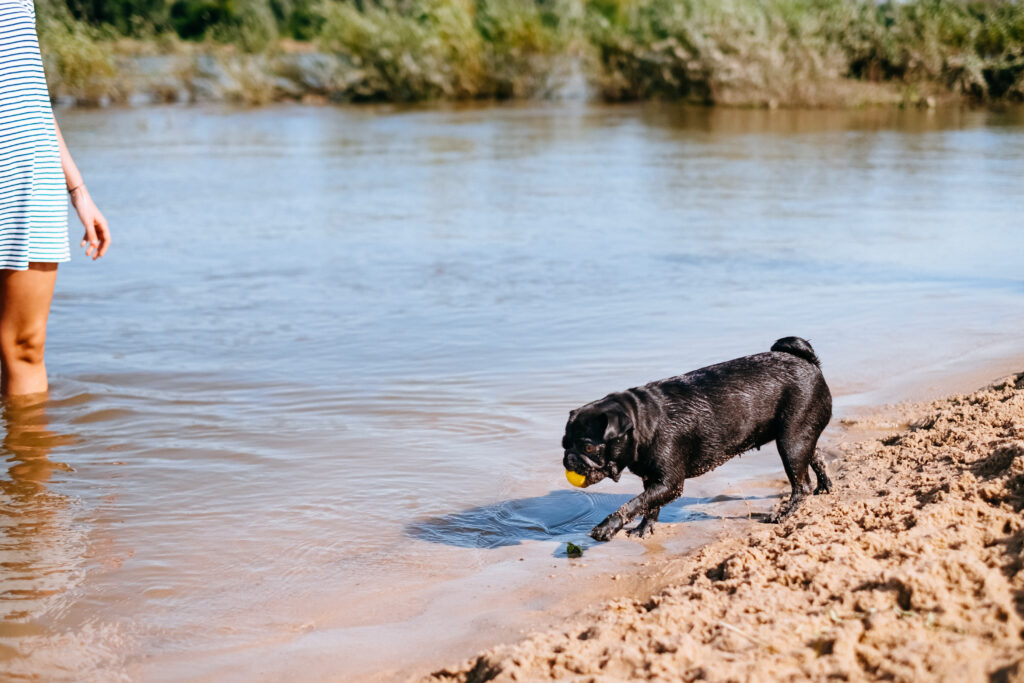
[810,451,832,494]
[771,424,821,522]
[776,437,814,498]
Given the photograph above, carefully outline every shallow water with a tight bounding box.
[2,103,1024,680]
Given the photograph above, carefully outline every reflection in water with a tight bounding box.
[0,398,81,671]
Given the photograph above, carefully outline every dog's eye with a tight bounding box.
[585,444,596,454]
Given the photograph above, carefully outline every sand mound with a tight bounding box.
[429,374,1024,682]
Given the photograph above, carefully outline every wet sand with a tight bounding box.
[427,368,1024,682]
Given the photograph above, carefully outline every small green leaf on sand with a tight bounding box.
[566,542,583,558]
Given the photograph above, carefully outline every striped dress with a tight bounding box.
[0,0,69,270]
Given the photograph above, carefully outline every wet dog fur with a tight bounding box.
[562,337,833,542]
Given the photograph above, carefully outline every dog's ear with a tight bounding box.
[603,405,633,442]
[562,409,579,449]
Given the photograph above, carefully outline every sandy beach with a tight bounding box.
[428,371,1024,682]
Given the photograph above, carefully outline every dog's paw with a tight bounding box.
[814,480,834,495]
[589,515,623,542]
[768,494,807,523]
[626,519,656,539]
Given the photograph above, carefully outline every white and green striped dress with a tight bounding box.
[0,0,70,270]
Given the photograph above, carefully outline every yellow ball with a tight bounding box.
[565,470,587,488]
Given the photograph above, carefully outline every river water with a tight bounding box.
[2,103,1023,681]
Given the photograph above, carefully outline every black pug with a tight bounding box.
[562,337,832,542]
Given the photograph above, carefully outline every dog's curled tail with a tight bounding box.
[771,336,820,367]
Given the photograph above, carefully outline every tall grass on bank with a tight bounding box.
[316,0,569,100]
[586,0,1024,105]
[33,0,1024,106]
[35,5,118,103]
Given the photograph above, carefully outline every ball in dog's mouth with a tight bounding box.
[565,469,587,487]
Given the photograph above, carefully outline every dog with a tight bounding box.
[562,337,832,542]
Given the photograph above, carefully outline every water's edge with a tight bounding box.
[385,346,1024,683]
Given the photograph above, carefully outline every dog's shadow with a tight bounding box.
[407,489,779,555]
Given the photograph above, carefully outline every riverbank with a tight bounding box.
[38,0,1024,108]
[428,371,1024,681]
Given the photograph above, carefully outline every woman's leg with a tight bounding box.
[0,263,58,397]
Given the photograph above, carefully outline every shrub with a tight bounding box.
[36,11,118,102]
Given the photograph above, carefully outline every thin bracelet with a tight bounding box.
[67,182,84,194]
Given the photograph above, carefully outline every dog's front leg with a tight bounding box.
[627,507,659,538]
[590,482,679,542]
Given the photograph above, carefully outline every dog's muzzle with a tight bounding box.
[563,451,620,486]
[566,450,601,470]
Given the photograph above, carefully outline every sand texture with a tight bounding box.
[429,373,1024,682]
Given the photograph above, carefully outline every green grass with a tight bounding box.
[583,0,1024,105]
[35,8,119,103]
[316,0,568,100]
[33,0,1024,106]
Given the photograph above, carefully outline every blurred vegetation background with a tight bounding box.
[34,0,1024,106]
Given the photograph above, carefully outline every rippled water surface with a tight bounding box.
[2,103,1024,680]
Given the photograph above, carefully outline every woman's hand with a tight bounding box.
[52,117,110,260]
[69,185,110,260]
